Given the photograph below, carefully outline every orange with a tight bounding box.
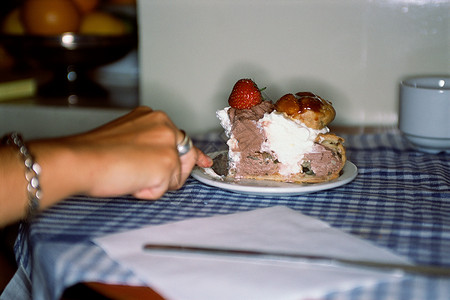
[1,8,25,35]
[79,11,127,36]
[72,0,100,15]
[21,0,81,35]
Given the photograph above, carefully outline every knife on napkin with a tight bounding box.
[144,243,450,277]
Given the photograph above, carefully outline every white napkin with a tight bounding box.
[94,206,408,300]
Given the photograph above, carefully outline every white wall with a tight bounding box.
[138,0,449,134]
[0,105,128,140]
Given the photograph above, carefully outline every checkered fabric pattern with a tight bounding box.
[11,131,450,300]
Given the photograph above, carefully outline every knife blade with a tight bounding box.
[143,244,450,277]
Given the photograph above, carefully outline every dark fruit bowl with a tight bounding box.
[0,33,137,101]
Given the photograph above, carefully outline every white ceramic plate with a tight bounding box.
[191,151,358,196]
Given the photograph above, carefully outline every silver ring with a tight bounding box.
[177,130,193,156]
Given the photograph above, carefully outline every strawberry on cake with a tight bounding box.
[216,78,346,183]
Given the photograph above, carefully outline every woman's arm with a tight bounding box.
[0,107,212,227]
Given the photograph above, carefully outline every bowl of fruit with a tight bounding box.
[0,0,137,103]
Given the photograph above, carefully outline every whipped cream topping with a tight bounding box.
[216,107,232,137]
[216,107,240,171]
[259,112,329,175]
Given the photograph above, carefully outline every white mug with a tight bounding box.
[399,76,450,153]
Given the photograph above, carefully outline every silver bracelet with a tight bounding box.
[2,132,42,220]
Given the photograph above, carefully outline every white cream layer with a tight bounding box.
[259,112,328,176]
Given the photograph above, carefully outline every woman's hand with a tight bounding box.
[59,106,212,200]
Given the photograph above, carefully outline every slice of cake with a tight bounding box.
[216,79,346,183]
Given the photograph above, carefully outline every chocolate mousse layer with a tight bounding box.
[228,101,275,177]
[302,144,344,177]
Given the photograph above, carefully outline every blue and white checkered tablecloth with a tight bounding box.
[7,131,450,300]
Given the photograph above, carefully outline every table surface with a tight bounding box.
[9,131,450,300]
